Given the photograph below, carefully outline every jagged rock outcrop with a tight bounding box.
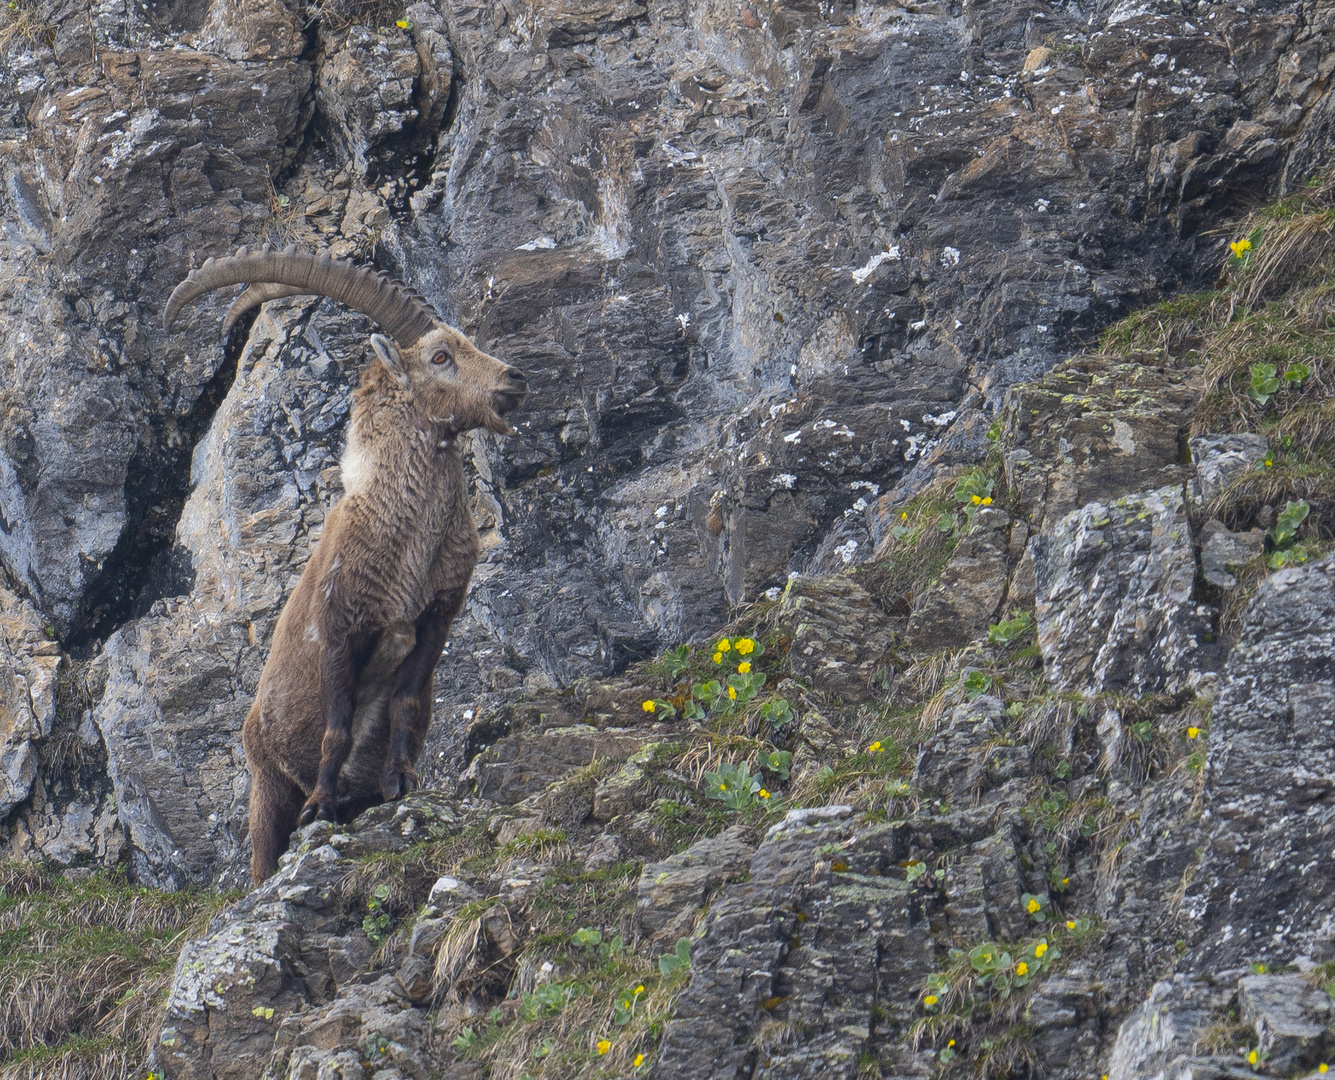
[6,0,1335,883]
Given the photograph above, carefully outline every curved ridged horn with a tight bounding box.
[221,282,307,338]
[163,245,439,346]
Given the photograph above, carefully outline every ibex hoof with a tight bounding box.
[382,766,419,801]
[297,795,336,828]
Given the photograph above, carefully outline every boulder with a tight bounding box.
[634,823,755,941]
[778,575,893,701]
[1032,486,1219,695]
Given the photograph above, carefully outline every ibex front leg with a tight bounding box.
[381,587,467,800]
[298,620,358,827]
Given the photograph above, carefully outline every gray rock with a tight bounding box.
[1199,520,1265,590]
[0,586,60,817]
[1003,359,1200,531]
[1032,486,1218,695]
[1187,553,1335,968]
[634,823,754,941]
[778,575,893,701]
[152,793,460,1080]
[907,508,1012,648]
[1107,976,1234,1080]
[1190,434,1270,508]
[1238,974,1331,1068]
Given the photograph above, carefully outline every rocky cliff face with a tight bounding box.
[3,0,1335,1076]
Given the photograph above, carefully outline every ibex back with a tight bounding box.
[165,246,526,882]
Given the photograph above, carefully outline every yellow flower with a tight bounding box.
[728,686,737,699]
[719,783,727,790]
[1264,458,1273,468]
[1318,1065,1328,1074]
[634,985,645,995]
[1027,898,1041,913]
[901,511,908,520]
[738,661,751,674]
[981,496,993,505]
[1230,237,1252,258]
[642,700,656,712]
[758,788,770,798]
[634,1055,646,1068]
[736,638,755,654]
[395,18,409,27]
[717,639,732,652]
[1248,1050,1258,1066]
[924,995,938,1005]
[1035,942,1048,957]
[1187,726,1200,738]
[971,494,982,505]
[712,652,723,663]
[868,740,883,753]
[1066,920,1076,929]
[1016,961,1029,975]
[948,1040,955,1047]
[598,1039,611,1055]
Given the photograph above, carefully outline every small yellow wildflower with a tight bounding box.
[971,494,982,505]
[643,700,656,712]
[712,652,723,663]
[395,18,409,27]
[634,985,645,995]
[1230,237,1252,258]
[738,661,752,674]
[623,999,631,1008]
[982,496,993,505]
[868,740,884,753]
[901,511,908,520]
[1027,897,1042,914]
[1318,1065,1328,1074]
[719,784,727,791]
[759,788,770,798]
[1264,458,1273,468]
[924,995,938,1006]
[598,1040,612,1055]
[736,638,755,655]
[728,686,737,699]
[1016,961,1029,976]
[948,1040,955,1048]
[1035,942,1048,957]
[1187,726,1200,738]
[1248,1050,1258,1066]
[1066,920,1076,930]
[718,639,732,652]
[634,1055,646,1068]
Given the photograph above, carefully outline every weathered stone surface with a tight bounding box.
[1107,976,1234,1080]
[1032,485,1218,695]
[634,823,753,941]
[193,0,305,61]
[913,696,1030,806]
[907,508,1012,648]
[1199,519,1264,590]
[1190,433,1270,508]
[1002,357,1200,530]
[317,26,423,178]
[0,586,60,817]
[1186,554,1335,969]
[778,575,893,701]
[153,793,461,1080]
[1237,974,1332,1069]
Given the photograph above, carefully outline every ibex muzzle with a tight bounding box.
[165,245,526,882]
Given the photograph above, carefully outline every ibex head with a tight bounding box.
[163,245,527,435]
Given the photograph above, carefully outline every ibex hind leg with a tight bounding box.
[249,766,305,884]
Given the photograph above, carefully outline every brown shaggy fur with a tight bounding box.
[242,325,525,882]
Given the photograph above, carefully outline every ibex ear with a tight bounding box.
[370,333,409,388]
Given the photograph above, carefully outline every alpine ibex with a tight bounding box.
[164,245,527,882]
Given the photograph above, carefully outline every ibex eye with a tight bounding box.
[431,350,452,366]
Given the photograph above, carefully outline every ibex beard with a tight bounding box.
[165,246,527,883]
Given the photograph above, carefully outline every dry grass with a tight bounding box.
[0,863,231,1080]
[0,0,54,50]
